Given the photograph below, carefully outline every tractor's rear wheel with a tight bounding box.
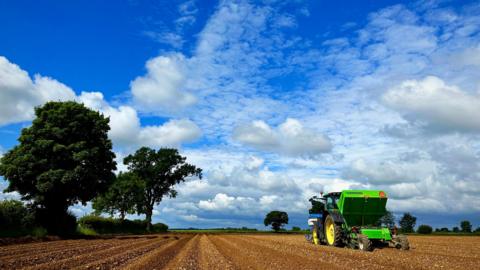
[357,234,373,251]
[394,235,410,250]
[324,215,343,247]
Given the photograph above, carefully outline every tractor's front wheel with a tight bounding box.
[324,215,343,247]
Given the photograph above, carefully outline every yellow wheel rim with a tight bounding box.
[312,227,319,245]
[325,218,335,245]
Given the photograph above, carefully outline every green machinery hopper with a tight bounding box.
[338,190,391,240]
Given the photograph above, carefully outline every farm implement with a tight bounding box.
[306,190,409,251]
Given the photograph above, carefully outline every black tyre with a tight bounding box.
[324,215,343,247]
[357,234,373,251]
[395,235,410,250]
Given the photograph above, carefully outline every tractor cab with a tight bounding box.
[323,192,341,211]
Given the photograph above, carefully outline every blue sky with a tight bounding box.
[1,0,480,230]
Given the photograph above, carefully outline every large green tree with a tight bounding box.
[264,211,289,232]
[92,172,144,220]
[0,101,116,233]
[399,212,417,233]
[124,147,202,231]
[460,220,472,233]
[377,210,395,228]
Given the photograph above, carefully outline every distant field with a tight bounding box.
[170,229,307,234]
[408,232,480,236]
[1,234,479,269]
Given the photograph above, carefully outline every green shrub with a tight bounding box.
[78,215,168,234]
[291,226,301,231]
[152,222,168,232]
[77,225,97,236]
[0,200,37,237]
[417,224,433,234]
[79,215,117,234]
[34,208,77,236]
[31,227,48,237]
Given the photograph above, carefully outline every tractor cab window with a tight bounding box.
[326,197,338,210]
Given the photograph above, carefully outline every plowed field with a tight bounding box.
[1,234,479,269]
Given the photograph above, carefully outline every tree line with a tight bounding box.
[0,101,201,235]
[378,211,478,234]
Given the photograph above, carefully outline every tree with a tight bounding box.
[439,227,449,232]
[92,172,144,220]
[474,227,480,233]
[124,147,202,231]
[291,226,301,232]
[0,101,116,234]
[460,220,472,233]
[264,211,289,232]
[452,227,460,233]
[399,213,416,233]
[417,224,433,234]
[378,210,395,228]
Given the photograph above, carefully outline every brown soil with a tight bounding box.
[1,234,478,269]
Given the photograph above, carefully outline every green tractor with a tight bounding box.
[306,190,409,251]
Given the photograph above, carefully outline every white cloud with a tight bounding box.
[259,195,278,205]
[3,0,480,228]
[0,56,76,126]
[143,31,185,49]
[274,14,297,28]
[198,193,236,211]
[177,0,197,27]
[245,156,264,170]
[344,157,438,185]
[130,53,196,113]
[383,76,480,133]
[446,45,480,67]
[78,91,201,148]
[33,75,76,102]
[233,118,332,156]
[0,56,201,149]
[138,119,201,147]
[143,1,197,49]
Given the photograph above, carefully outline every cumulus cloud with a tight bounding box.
[138,119,201,147]
[78,91,201,148]
[0,56,202,149]
[130,53,196,113]
[341,137,480,213]
[198,193,237,211]
[3,0,480,228]
[233,118,332,156]
[343,157,438,185]
[197,192,289,216]
[0,56,76,126]
[383,76,480,133]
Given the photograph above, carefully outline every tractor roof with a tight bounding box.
[324,192,341,197]
[324,190,387,198]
